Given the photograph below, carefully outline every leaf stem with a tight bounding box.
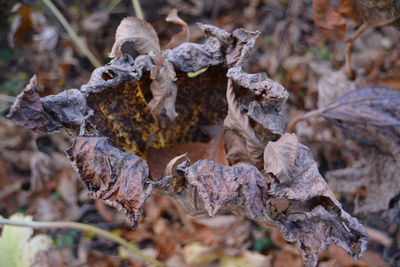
[0,218,163,267]
[41,0,102,68]
[345,23,369,80]
[131,0,144,20]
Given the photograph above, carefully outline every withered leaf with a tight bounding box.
[7,75,62,134]
[312,0,346,41]
[109,17,161,58]
[66,136,152,227]
[179,159,270,219]
[164,9,190,49]
[316,86,400,156]
[355,0,400,26]
[319,86,400,217]
[336,0,360,21]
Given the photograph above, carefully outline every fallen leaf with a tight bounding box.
[355,0,400,27]
[337,0,360,21]
[317,86,400,217]
[312,0,346,41]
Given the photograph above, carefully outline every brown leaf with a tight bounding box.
[316,86,400,156]
[65,137,152,227]
[312,0,346,41]
[184,159,270,218]
[8,4,34,47]
[109,17,161,58]
[355,0,400,26]
[7,75,61,134]
[336,0,360,21]
[164,9,190,49]
[41,89,88,135]
[319,86,400,217]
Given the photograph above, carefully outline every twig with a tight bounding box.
[131,0,144,20]
[287,110,321,133]
[345,23,369,80]
[41,0,102,68]
[0,218,163,267]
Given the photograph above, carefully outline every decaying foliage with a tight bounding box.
[7,11,369,267]
[320,87,400,219]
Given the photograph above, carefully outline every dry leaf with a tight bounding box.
[316,86,400,217]
[312,0,346,41]
[355,0,400,26]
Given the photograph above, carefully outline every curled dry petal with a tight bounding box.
[66,137,152,227]
[164,9,190,49]
[264,133,368,266]
[7,75,61,134]
[263,133,297,183]
[42,89,88,134]
[227,66,288,106]
[148,60,178,120]
[224,79,263,166]
[109,17,161,58]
